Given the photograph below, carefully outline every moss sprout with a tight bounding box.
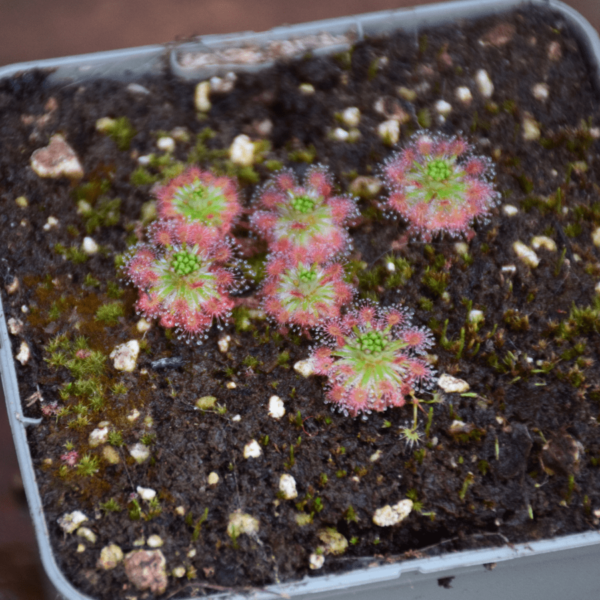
[76,454,100,477]
[98,116,136,150]
[100,498,122,513]
[95,302,124,325]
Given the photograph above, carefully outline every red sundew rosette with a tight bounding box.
[155,166,242,233]
[260,255,354,332]
[125,220,238,340]
[250,166,358,261]
[382,132,498,238]
[311,301,436,417]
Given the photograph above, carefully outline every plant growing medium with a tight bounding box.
[2,5,600,600]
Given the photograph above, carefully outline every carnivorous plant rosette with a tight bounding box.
[382,133,499,238]
[125,220,242,340]
[311,301,435,416]
[155,167,242,233]
[261,255,355,334]
[250,166,358,261]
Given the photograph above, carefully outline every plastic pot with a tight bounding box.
[1,0,600,598]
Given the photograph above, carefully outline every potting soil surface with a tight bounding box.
[1,5,600,598]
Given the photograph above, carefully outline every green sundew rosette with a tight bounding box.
[172,182,230,227]
[278,265,336,316]
[171,249,201,276]
[409,157,467,204]
[427,159,452,182]
[275,192,337,249]
[291,195,316,214]
[153,249,219,310]
[333,327,410,389]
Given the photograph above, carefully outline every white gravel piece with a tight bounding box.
[227,510,259,537]
[373,499,413,526]
[268,395,286,419]
[127,409,141,422]
[137,318,152,333]
[218,335,231,353]
[110,340,140,372]
[531,236,557,252]
[194,81,211,112]
[147,535,163,548]
[294,359,315,378]
[210,72,236,93]
[502,204,519,216]
[475,69,494,98]
[370,450,382,462]
[7,317,23,336]
[438,374,470,393]
[332,127,349,141]
[82,237,99,255]
[43,216,59,231]
[127,83,150,95]
[377,119,400,145]
[468,310,484,324]
[172,566,186,578]
[137,486,157,501]
[16,341,30,365]
[77,527,97,544]
[208,472,220,485]
[129,443,150,464]
[317,528,348,554]
[341,107,361,127]
[592,227,600,247]
[6,278,19,294]
[58,510,88,534]
[279,474,298,500]
[243,440,262,459]
[156,136,175,152]
[435,100,452,116]
[513,241,540,267]
[522,113,541,141]
[309,553,325,570]
[31,134,84,179]
[89,425,110,448]
[532,83,549,101]
[229,134,254,166]
[455,86,473,104]
[454,242,469,255]
[97,544,123,570]
[299,83,315,95]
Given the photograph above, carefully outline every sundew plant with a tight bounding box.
[126,220,241,341]
[250,166,358,262]
[311,302,435,416]
[156,167,242,233]
[261,256,355,333]
[382,132,499,238]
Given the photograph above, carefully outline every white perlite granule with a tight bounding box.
[373,499,413,526]
[437,374,470,393]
